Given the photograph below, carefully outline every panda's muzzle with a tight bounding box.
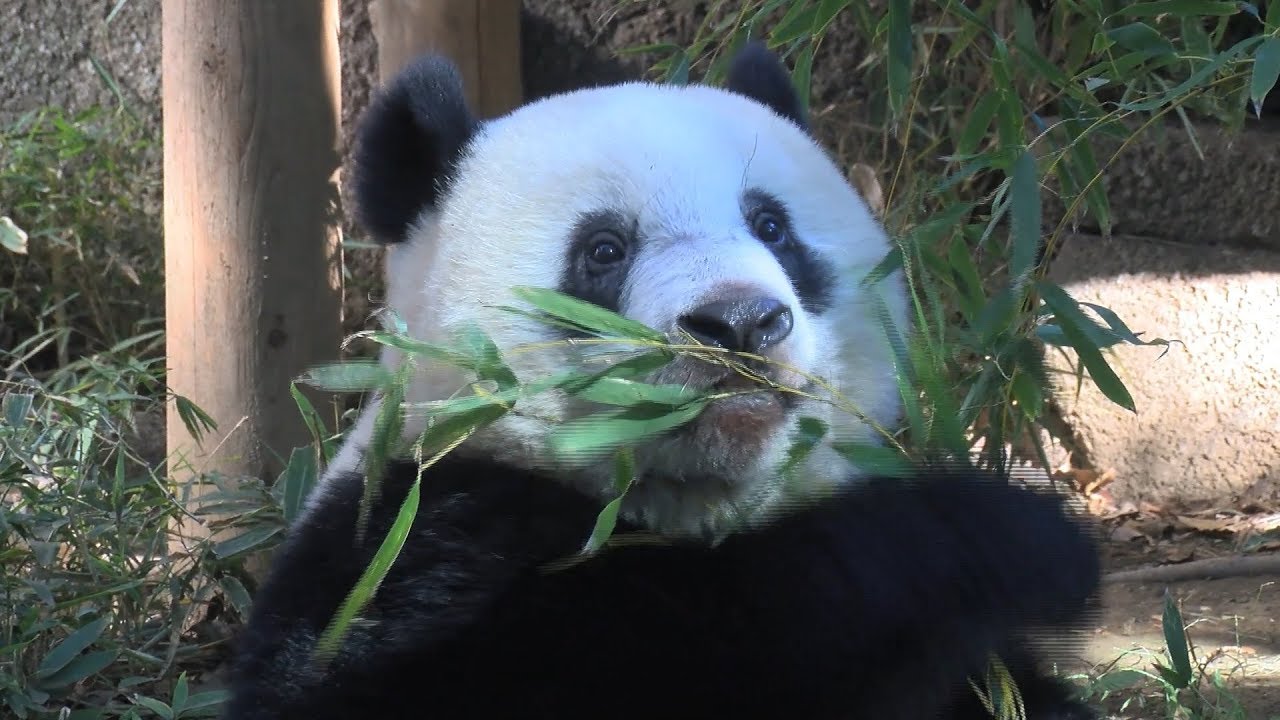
[676,297,794,355]
[658,297,806,411]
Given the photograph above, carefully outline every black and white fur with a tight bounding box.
[224,45,1101,720]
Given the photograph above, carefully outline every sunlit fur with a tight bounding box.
[226,48,1101,720]
[317,80,909,539]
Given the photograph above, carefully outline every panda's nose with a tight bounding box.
[677,297,794,354]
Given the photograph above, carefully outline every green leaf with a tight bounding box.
[0,216,29,254]
[1010,368,1044,420]
[358,368,408,542]
[290,383,332,463]
[570,377,703,408]
[862,246,904,288]
[1060,114,1112,235]
[990,40,1024,147]
[1079,301,1178,355]
[791,42,816,115]
[171,673,189,714]
[360,331,472,368]
[314,473,423,666]
[173,394,217,442]
[887,0,913,118]
[578,351,676,382]
[414,399,510,459]
[956,93,1000,157]
[1250,37,1280,117]
[34,650,118,689]
[550,400,709,461]
[131,695,174,719]
[511,286,665,342]
[211,526,283,559]
[666,50,691,85]
[274,446,319,525]
[1118,35,1265,111]
[1161,591,1195,689]
[177,690,230,717]
[35,616,110,679]
[812,0,853,33]
[770,3,819,45]
[1121,1,1241,16]
[1008,150,1042,293]
[2,391,33,428]
[780,416,828,483]
[455,324,519,390]
[1037,282,1136,412]
[1106,22,1176,57]
[218,576,253,618]
[831,441,910,477]
[1091,668,1148,693]
[582,448,637,554]
[947,235,985,321]
[299,361,392,393]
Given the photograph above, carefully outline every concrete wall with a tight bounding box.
[4,0,1277,508]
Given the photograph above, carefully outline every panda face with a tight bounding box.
[344,47,910,538]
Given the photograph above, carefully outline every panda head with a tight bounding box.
[349,44,911,538]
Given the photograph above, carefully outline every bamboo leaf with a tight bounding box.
[831,441,910,477]
[313,475,423,667]
[1107,22,1176,58]
[550,400,709,461]
[791,42,816,115]
[211,526,283,559]
[1250,36,1280,117]
[956,93,1000,157]
[570,377,703,408]
[1008,150,1042,293]
[275,446,320,525]
[770,3,819,45]
[1121,1,1241,16]
[511,286,665,342]
[812,0,853,33]
[35,651,118,689]
[35,616,110,679]
[1037,282,1136,412]
[1161,591,1195,688]
[582,448,637,554]
[299,361,392,393]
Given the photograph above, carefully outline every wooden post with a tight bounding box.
[369,0,523,116]
[162,2,343,553]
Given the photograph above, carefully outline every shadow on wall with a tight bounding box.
[1050,233,1280,283]
[519,9,642,102]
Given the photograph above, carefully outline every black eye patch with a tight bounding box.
[741,189,836,314]
[557,210,637,316]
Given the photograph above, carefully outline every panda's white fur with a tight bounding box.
[317,78,909,539]
[226,46,1102,720]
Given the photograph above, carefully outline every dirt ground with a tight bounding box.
[1078,523,1280,719]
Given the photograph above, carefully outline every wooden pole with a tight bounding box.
[369,0,523,116]
[162,2,343,554]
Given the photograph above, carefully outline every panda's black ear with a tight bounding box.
[353,54,479,243]
[724,41,808,131]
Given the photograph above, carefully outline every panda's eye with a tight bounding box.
[751,211,787,245]
[586,233,627,267]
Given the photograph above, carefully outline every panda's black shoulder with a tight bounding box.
[227,457,1100,719]
[244,453,603,630]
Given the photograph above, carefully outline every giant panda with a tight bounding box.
[223,43,1101,720]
